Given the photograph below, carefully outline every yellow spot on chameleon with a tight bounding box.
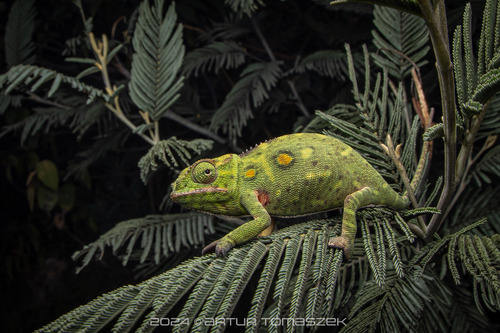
[276,189,281,196]
[277,153,293,165]
[245,169,256,178]
[340,148,352,156]
[301,148,313,159]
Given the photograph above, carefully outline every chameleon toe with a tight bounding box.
[328,236,353,261]
[202,240,219,255]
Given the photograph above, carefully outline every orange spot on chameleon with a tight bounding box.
[245,169,256,178]
[277,153,293,165]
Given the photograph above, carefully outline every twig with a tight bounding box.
[88,32,156,145]
[380,135,427,234]
[163,111,227,144]
[250,17,310,117]
[27,93,71,110]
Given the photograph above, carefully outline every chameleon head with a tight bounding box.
[170,154,239,214]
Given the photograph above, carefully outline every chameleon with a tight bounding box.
[170,133,409,259]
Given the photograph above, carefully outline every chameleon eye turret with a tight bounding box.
[191,160,217,184]
[170,133,409,259]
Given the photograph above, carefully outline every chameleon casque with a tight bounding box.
[170,133,409,259]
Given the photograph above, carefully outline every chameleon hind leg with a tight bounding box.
[328,187,380,260]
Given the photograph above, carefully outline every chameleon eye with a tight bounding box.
[191,161,217,184]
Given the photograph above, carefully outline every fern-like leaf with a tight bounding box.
[0,64,108,103]
[128,0,185,121]
[331,0,422,17]
[182,41,246,77]
[225,0,264,16]
[137,137,213,183]
[4,0,36,66]
[292,50,351,81]
[371,5,430,80]
[37,219,347,333]
[72,213,215,273]
[345,271,431,332]
[210,61,283,143]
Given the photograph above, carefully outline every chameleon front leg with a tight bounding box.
[202,191,271,256]
[328,187,379,260]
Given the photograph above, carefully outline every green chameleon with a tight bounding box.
[170,133,409,259]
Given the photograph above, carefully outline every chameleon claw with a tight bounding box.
[202,240,219,255]
[328,236,353,261]
[202,238,235,256]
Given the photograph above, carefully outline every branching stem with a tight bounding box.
[417,0,457,241]
[88,32,156,146]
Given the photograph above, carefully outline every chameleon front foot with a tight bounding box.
[328,236,353,261]
[202,237,236,256]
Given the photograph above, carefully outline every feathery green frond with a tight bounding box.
[331,0,422,17]
[358,209,412,286]
[453,0,500,128]
[292,50,351,80]
[182,41,246,77]
[72,213,215,273]
[210,61,283,143]
[4,0,36,66]
[410,218,500,308]
[450,184,500,235]
[129,0,185,121]
[315,45,417,188]
[225,0,264,16]
[470,146,500,186]
[38,219,346,333]
[0,65,108,103]
[371,5,429,80]
[344,271,431,333]
[0,97,106,144]
[137,137,214,183]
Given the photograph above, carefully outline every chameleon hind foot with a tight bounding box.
[202,237,235,256]
[328,235,353,261]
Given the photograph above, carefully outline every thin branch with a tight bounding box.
[250,17,310,117]
[163,110,227,144]
[380,135,427,235]
[88,32,156,145]
[27,92,71,110]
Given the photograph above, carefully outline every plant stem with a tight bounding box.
[250,17,310,117]
[418,0,457,241]
[88,32,156,145]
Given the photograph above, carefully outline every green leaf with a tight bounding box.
[36,186,58,212]
[210,61,283,143]
[182,41,246,77]
[72,213,216,272]
[129,0,185,121]
[371,5,429,80]
[58,183,76,211]
[36,160,59,191]
[331,0,422,17]
[137,136,213,183]
[4,0,36,67]
[225,0,265,16]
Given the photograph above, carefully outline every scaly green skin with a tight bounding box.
[170,133,409,259]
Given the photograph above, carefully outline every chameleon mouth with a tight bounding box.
[170,187,228,199]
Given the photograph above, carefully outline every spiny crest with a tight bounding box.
[238,137,277,157]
